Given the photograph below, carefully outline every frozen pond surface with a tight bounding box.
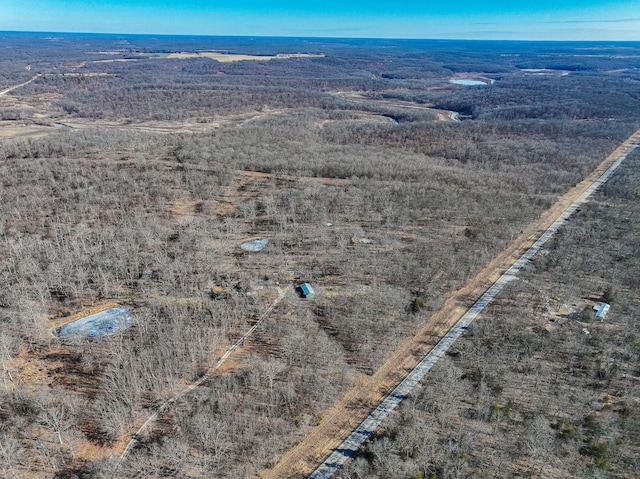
[450,79,488,86]
[521,68,570,75]
[55,307,133,338]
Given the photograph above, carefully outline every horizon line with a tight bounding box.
[2,29,640,43]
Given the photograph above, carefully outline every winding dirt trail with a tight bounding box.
[260,128,640,479]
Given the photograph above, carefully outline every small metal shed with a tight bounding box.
[593,303,610,321]
[300,283,315,299]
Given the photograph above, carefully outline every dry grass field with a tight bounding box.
[165,52,324,62]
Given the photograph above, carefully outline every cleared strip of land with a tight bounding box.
[261,128,640,479]
[117,288,286,466]
[0,74,40,97]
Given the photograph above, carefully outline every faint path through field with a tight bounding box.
[260,128,640,479]
[115,287,286,471]
[331,91,460,121]
[0,74,40,98]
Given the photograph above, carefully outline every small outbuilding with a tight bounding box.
[593,303,610,321]
[299,283,315,299]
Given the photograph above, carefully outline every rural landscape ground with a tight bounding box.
[1,32,640,478]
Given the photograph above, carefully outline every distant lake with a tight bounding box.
[450,79,488,86]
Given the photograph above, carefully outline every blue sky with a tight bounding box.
[2,1,640,40]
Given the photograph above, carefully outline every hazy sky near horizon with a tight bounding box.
[2,1,640,40]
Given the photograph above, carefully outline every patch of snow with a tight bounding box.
[240,239,269,252]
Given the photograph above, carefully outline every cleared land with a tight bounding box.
[165,52,325,62]
[0,74,40,97]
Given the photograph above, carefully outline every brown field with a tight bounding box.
[0,124,55,140]
[166,52,325,62]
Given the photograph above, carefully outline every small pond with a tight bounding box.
[450,79,488,86]
[55,307,133,338]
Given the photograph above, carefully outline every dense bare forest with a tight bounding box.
[1,32,639,478]
[339,148,640,479]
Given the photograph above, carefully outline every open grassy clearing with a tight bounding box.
[164,52,325,62]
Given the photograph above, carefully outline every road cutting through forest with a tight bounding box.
[0,74,40,97]
[260,128,640,479]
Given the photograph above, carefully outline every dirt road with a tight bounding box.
[260,128,640,479]
[116,288,286,472]
[308,135,640,478]
[331,91,460,121]
[0,74,40,97]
